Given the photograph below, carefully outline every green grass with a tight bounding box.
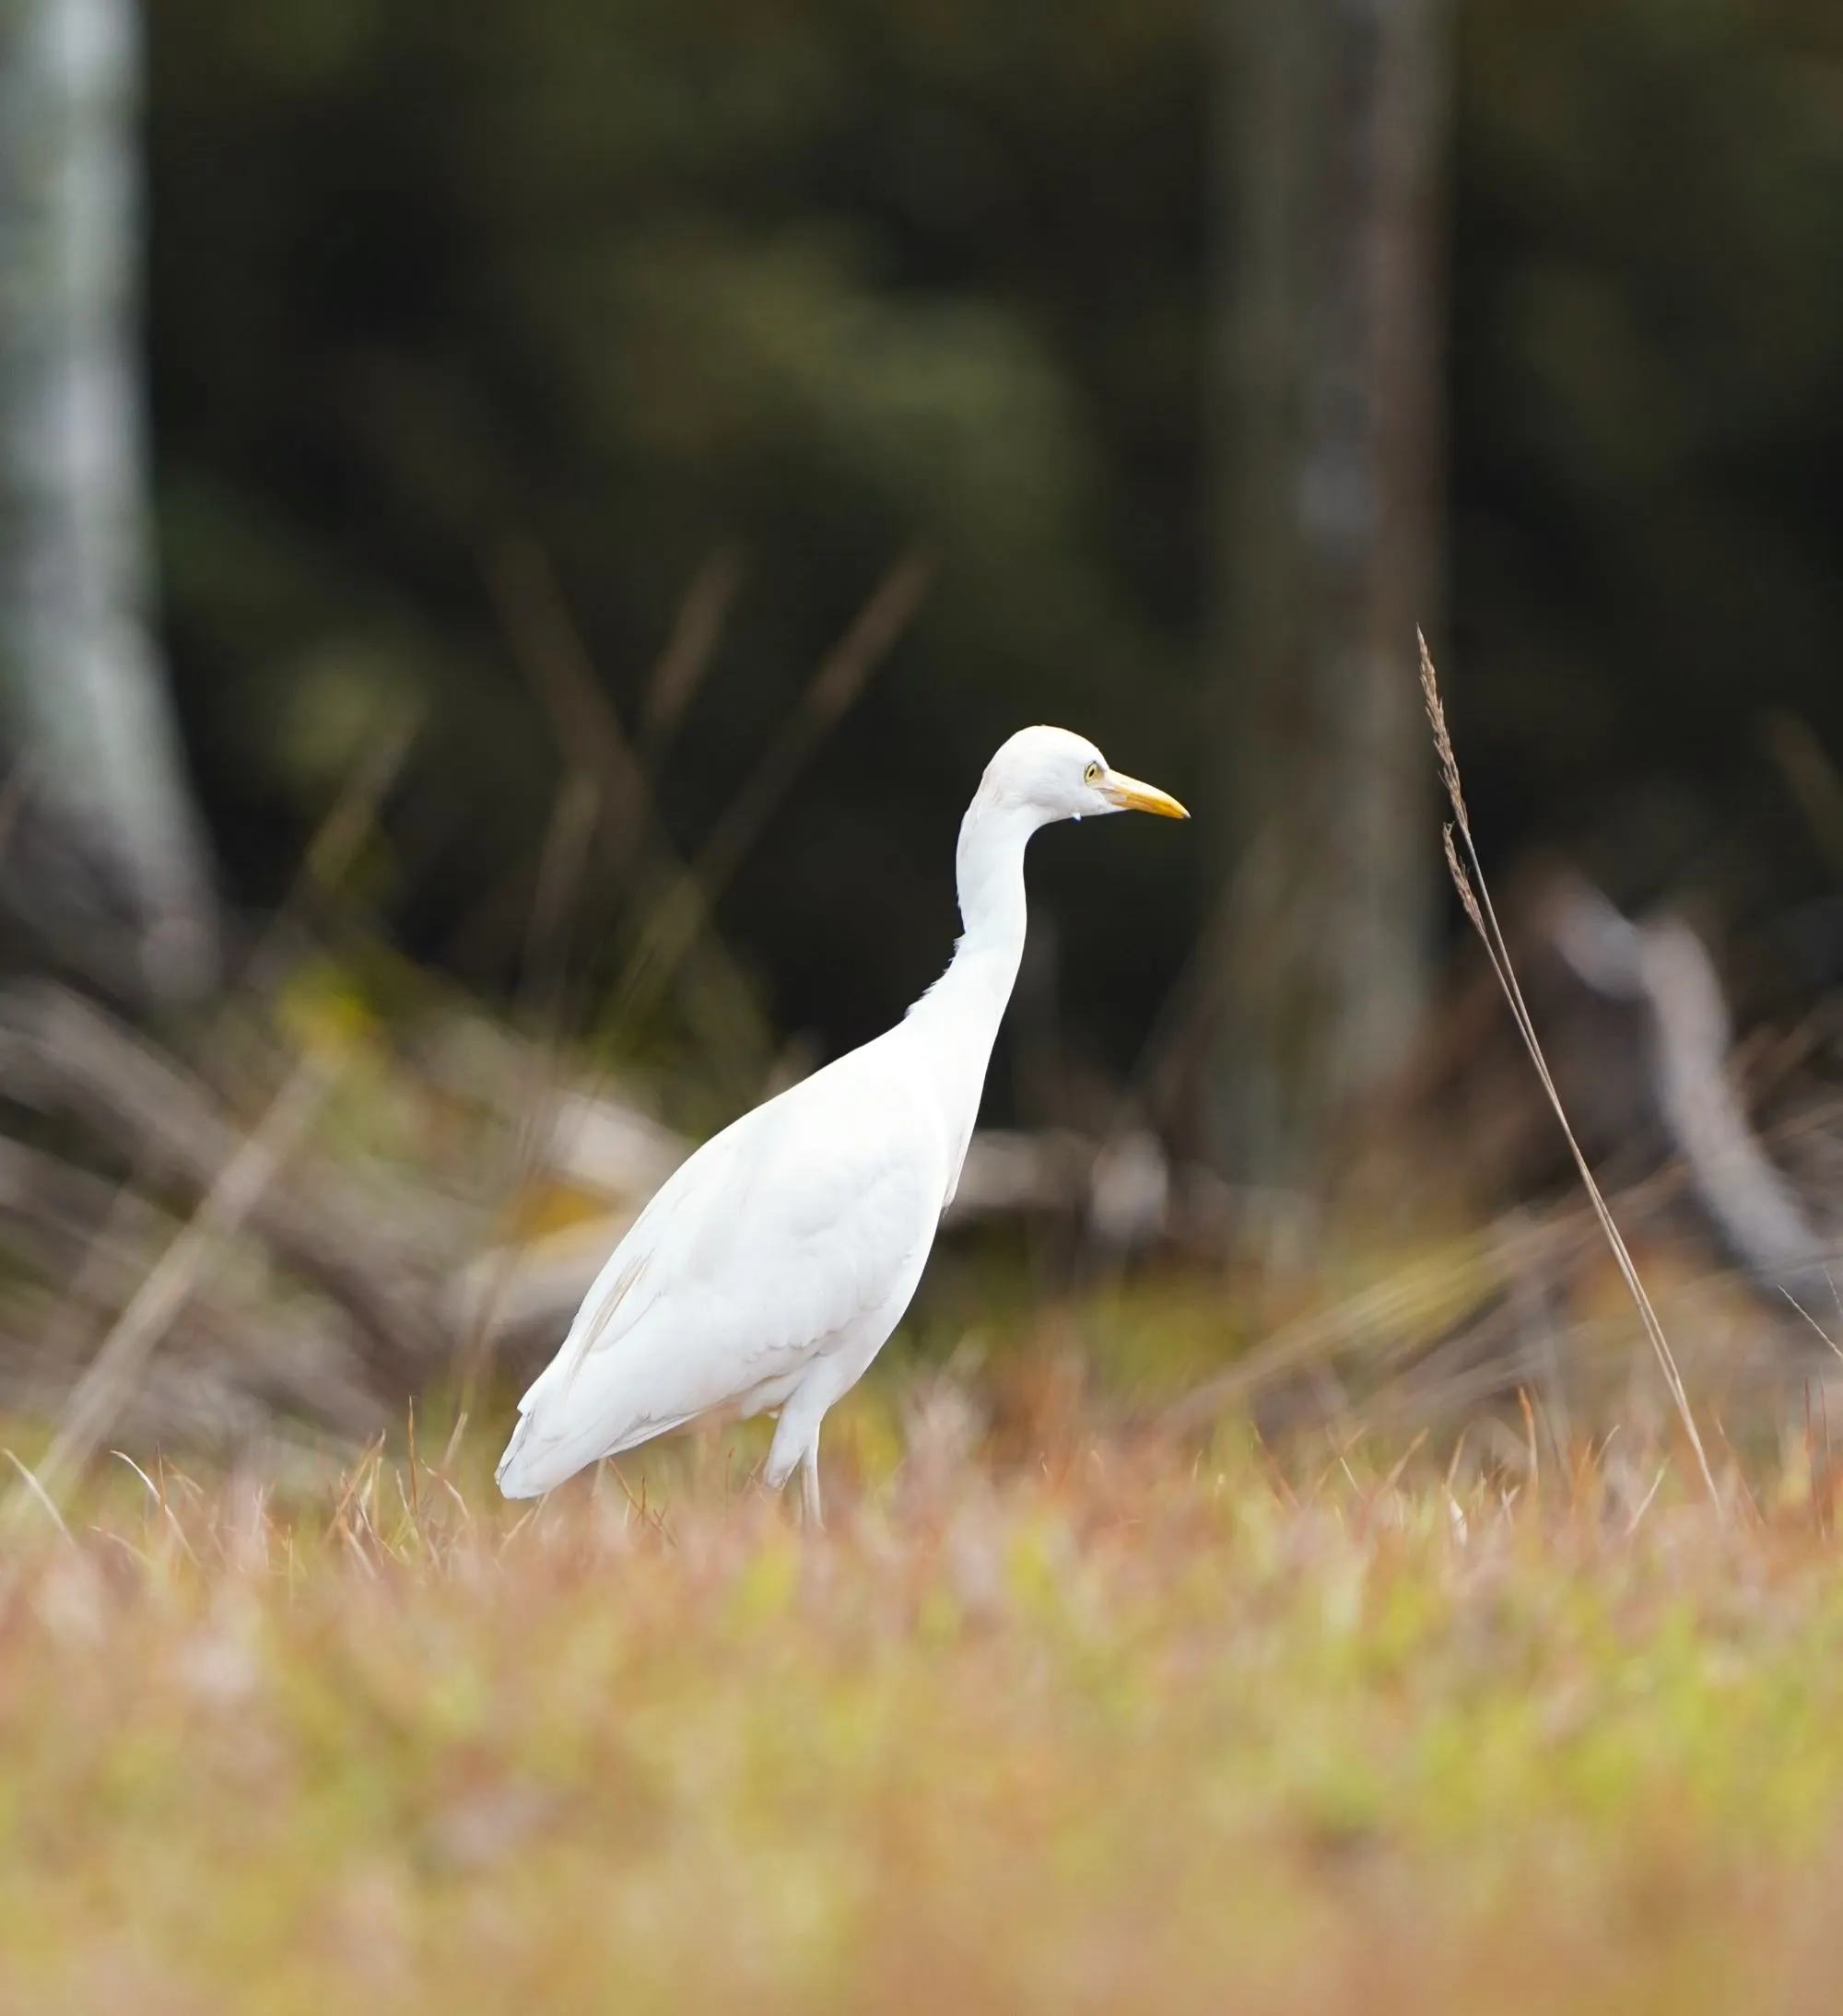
[5,1397,1843,2013]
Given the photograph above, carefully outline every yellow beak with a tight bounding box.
[1102,771,1190,820]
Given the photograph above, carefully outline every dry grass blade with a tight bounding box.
[1781,1288,1843,1361]
[613,550,932,1027]
[0,1450,70,1542]
[229,695,425,1021]
[112,1449,200,1564]
[299,700,426,905]
[638,546,745,771]
[520,770,601,1044]
[489,535,652,875]
[488,534,771,1070]
[694,549,932,899]
[1761,712,1843,877]
[1416,630,1721,1515]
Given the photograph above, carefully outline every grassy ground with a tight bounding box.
[5,1385,1843,2015]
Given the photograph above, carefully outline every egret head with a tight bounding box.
[975,725,1190,827]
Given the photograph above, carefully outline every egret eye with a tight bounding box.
[1084,761,1102,785]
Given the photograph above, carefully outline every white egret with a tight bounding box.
[496,726,1188,1520]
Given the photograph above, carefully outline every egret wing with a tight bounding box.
[499,1053,941,1492]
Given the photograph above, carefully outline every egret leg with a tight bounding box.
[765,1378,830,1530]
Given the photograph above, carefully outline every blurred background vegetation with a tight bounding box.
[8,18,1843,2002]
[144,0,1203,1075]
[135,0,1843,1060]
[3,0,1828,1076]
[0,0,1840,1450]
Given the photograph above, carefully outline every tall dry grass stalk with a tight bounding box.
[1417,630,1721,1515]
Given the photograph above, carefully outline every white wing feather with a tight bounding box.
[497,1037,945,1494]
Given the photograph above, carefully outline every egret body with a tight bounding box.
[495,726,1187,1519]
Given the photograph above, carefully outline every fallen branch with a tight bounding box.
[1548,876,1837,1307]
[0,1055,330,1529]
[0,984,440,1374]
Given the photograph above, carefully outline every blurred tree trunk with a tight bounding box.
[1203,0,1448,1189]
[0,0,216,1002]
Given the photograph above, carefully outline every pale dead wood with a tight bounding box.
[0,1055,330,1533]
[0,984,439,1373]
[1549,876,1836,1304]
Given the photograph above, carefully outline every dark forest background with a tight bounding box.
[136,0,1843,1100]
[0,0,1830,1225]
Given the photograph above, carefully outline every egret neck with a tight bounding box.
[905,794,1048,1191]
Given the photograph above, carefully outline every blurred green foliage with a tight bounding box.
[147,0,1203,1078]
[1452,0,1843,895]
[145,0,1843,1072]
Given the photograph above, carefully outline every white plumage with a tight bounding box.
[495,725,1187,1520]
